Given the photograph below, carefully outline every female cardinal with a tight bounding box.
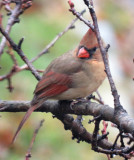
[12,28,106,143]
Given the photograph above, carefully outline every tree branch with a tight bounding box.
[55,113,119,151]
[0,10,86,82]
[25,119,44,160]
[1,99,134,158]
[83,0,122,110]
[68,0,123,110]
[0,0,33,59]
[0,25,41,81]
[0,100,134,137]
[29,9,86,63]
[0,2,21,58]
[68,1,94,31]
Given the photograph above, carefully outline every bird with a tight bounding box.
[12,28,106,143]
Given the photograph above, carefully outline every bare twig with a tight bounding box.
[22,9,86,64]
[0,13,3,26]
[25,119,44,160]
[106,154,111,160]
[112,132,121,150]
[0,2,22,58]
[0,65,18,81]
[6,46,18,65]
[0,25,41,80]
[83,0,123,110]
[56,113,129,158]
[96,90,104,104]
[7,77,14,92]
[92,118,101,150]
[68,0,123,110]
[0,65,44,82]
[68,1,94,31]
[55,113,117,150]
[89,95,104,105]
[0,0,33,59]
[0,10,86,82]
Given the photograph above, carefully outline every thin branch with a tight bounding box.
[96,90,104,104]
[92,118,101,150]
[68,0,123,110]
[6,46,18,66]
[68,1,94,31]
[0,10,86,82]
[0,2,21,58]
[83,0,122,110]
[55,113,117,150]
[56,114,130,158]
[25,119,44,160]
[106,154,111,160]
[92,147,130,159]
[89,95,104,105]
[7,77,14,92]
[0,25,41,81]
[0,65,43,82]
[112,132,121,150]
[21,9,86,65]
[0,65,18,81]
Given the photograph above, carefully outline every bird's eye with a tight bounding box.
[92,47,97,52]
[77,47,90,59]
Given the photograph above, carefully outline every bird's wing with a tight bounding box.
[32,51,83,102]
[34,71,72,99]
[12,71,72,143]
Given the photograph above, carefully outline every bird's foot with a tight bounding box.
[86,94,95,101]
[70,98,88,110]
[70,100,76,110]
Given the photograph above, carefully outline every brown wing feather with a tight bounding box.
[34,71,71,100]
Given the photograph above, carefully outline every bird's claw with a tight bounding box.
[70,98,87,110]
[86,94,95,100]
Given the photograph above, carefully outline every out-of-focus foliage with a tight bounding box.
[0,0,134,160]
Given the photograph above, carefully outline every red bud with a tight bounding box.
[68,0,74,8]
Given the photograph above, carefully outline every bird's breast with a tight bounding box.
[52,61,106,100]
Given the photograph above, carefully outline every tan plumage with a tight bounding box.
[12,28,106,143]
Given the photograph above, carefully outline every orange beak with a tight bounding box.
[77,47,89,58]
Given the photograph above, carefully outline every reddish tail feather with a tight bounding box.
[11,104,37,144]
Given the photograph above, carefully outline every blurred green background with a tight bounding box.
[0,0,134,160]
